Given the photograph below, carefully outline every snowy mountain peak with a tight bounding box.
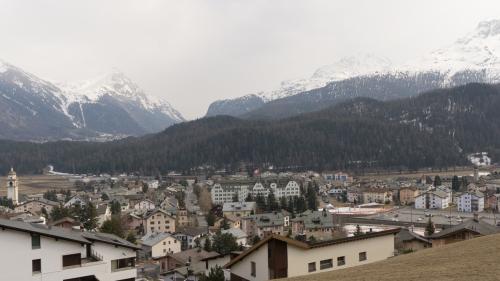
[260,53,392,101]
[470,19,500,39]
[312,53,392,82]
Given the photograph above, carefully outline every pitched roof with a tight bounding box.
[141,232,175,247]
[175,226,207,237]
[0,218,89,244]
[221,228,248,239]
[429,218,498,239]
[0,218,140,250]
[396,228,430,243]
[225,228,400,269]
[17,198,59,207]
[82,232,140,250]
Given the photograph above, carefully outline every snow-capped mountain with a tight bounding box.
[0,61,184,141]
[206,19,500,119]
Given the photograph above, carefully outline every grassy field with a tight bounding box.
[0,175,74,197]
[282,233,500,281]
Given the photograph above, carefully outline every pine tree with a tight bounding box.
[425,217,435,236]
[200,265,225,281]
[452,175,460,191]
[203,237,212,252]
[245,192,253,202]
[434,175,442,187]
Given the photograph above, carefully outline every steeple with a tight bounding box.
[6,167,19,205]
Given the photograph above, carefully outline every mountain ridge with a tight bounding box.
[0,61,184,141]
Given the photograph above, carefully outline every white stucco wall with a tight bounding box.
[0,228,136,281]
[287,234,395,277]
[230,243,269,281]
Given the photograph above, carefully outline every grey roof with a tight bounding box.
[0,218,140,250]
[0,218,89,244]
[82,231,140,250]
[223,202,256,212]
[221,228,248,239]
[18,198,59,207]
[430,218,499,239]
[244,212,287,227]
[396,228,430,243]
[175,226,207,237]
[141,232,174,247]
[291,210,334,229]
[169,248,220,264]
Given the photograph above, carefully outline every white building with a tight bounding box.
[457,192,485,213]
[415,190,450,209]
[225,229,398,281]
[211,180,301,204]
[6,168,19,205]
[141,232,181,258]
[134,199,156,211]
[0,218,138,281]
[221,228,249,246]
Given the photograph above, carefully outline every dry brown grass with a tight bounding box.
[0,175,74,197]
[283,234,500,281]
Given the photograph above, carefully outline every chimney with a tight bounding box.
[473,212,479,222]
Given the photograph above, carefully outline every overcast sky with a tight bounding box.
[1,0,499,119]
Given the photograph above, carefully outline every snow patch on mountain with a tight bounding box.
[57,70,185,123]
[402,19,500,80]
[261,53,393,101]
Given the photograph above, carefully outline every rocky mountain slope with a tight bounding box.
[0,62,184,141]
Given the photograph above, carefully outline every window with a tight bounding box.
[251,261,256,277]
[32,259,41,274]
[308,262,316,272]
[359,252,367,261]
[111,257,136,272]
[31,234,41,249]
[337,256,346,266]
[319,259,333,270]
[62,253,81,268]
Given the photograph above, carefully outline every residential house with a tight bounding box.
[158,248,220,275]
[14,198,59,215]
[362,189,391,204]
[222,228,249,246]
[414,190,450,209]
[134,199,156,212]
[225,229,399,281]
[176,208,189,228]
[174,227,207,251]
[223,202,256,218]
[394,228,431,252]
[457,192,485,213]
[291,210,334,240]
[428,215,498,247]
[144,209,176,234]
[0,219,138,281]
[141,232,181,259]
[241,212,290,238]
[398,187,419,205]
[201,253,233,280]
[347,187,361,204]
[64,195,88,208]
[50,217,82,230]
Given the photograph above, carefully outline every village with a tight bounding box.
[0,164,499,281]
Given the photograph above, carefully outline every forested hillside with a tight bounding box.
[1,83,499,175]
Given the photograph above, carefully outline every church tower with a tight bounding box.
[6,167,19,205]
